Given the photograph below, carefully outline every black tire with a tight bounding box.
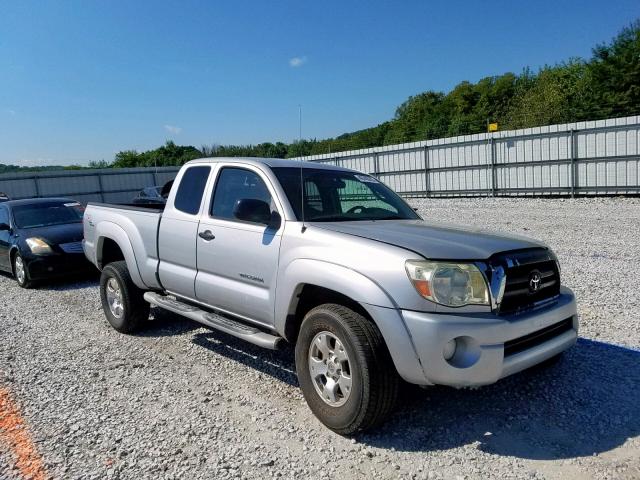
[12,253,33,289]
[99,261,150,333]
[295,304,399,435]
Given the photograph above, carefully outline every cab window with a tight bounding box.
[211,168,272,221]
[174,166,211,215]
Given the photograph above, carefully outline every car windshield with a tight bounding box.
[12,201,84,228]
[272,167,420,222]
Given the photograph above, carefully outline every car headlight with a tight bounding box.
[405,260,490,307]
[25,237,53,255]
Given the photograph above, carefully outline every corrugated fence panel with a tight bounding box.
[1,115,639,201]
[0,178,38,198]
[294,115,640,196]
[0,167,180,203]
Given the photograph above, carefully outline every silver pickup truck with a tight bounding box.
[83,157,578,434]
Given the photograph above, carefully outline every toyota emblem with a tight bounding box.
[529,271,542,293]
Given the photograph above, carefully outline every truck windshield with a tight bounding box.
[272,167,420,222]
[12,202,84,228]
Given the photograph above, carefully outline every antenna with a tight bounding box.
[300,154,306,233]
[298,104,306,233]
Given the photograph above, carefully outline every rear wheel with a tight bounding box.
[100,261,149,333]
[13,254,33,289]
[295,304,399,435]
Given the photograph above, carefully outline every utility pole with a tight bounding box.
[298,104,302,142]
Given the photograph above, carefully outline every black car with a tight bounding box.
[132,186,166,205]
[0,198,94,288]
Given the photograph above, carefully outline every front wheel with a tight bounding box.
[295,304,399,435]
[99,261,149,333]
[13,254,33,289]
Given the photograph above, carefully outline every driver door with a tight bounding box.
[195,165,284,326]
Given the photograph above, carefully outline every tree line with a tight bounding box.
[2,20,638,173]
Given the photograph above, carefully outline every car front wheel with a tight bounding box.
[295,304,399,435]
[13,254,33,288]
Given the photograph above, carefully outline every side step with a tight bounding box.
[144,292,283,350]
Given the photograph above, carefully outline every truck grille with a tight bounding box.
[504,317,573,357]
[491,249,560,315]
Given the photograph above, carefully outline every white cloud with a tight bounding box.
[289,56,308,68]
[5,109,16,115]
[164,124,182,135]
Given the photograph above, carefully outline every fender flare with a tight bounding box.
[95,222,147,289]
[275,258,426,384]
[275,259,396,329]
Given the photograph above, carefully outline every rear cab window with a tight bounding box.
[174,166,211,215]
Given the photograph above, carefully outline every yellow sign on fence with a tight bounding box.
[488,123,499,132]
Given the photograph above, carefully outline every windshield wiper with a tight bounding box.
[308,215,354,222]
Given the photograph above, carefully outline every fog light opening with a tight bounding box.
[443,339,457,360]
[444,336,482,369]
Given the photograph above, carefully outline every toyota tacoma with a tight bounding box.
[83,157,578,434]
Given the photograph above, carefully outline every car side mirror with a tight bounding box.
[234,199,280,228]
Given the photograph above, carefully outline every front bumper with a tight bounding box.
[24,252,95,281]
[400,286,578,387]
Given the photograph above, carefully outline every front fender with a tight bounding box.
[95,222,146,289]
[275,259,396,328]
[275,259,427,384]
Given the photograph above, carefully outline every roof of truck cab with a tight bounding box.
[184,157,354,172]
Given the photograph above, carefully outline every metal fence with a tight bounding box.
[295,114,640,197]
[0,166,180,204]
[1,114,639,202]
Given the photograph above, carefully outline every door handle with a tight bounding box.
[198,230,215,241]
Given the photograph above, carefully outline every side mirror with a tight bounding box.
[233,199,280,228]
[0,222,10,232]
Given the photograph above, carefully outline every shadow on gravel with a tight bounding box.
[358,338,640,460]
[192,331,299,387]
[0,270,100,290]
[137,308,203,337]
[131,311,640,461]
[128,309,298,380]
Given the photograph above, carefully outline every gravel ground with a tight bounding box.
[1,197,639,480]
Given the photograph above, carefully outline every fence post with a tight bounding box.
[570,129,576,197]
[33,176,40,198]
[373,152,380,178]
[97,173,105,203]
[423,145,430,197]
[489,137,497,197]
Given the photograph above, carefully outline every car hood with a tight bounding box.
[18,223,84,246]
[313,220,546,260]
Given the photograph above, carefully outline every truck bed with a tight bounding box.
[83,202,163,290]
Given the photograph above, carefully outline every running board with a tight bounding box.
[144,292,283,350]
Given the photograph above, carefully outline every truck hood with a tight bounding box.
[313,220,546,260]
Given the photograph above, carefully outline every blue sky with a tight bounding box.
[1,1,638,166]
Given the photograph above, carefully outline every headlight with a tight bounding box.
[405,260,490,307]
[25,237,53,255]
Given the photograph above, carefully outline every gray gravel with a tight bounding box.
[1,197,639,480]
